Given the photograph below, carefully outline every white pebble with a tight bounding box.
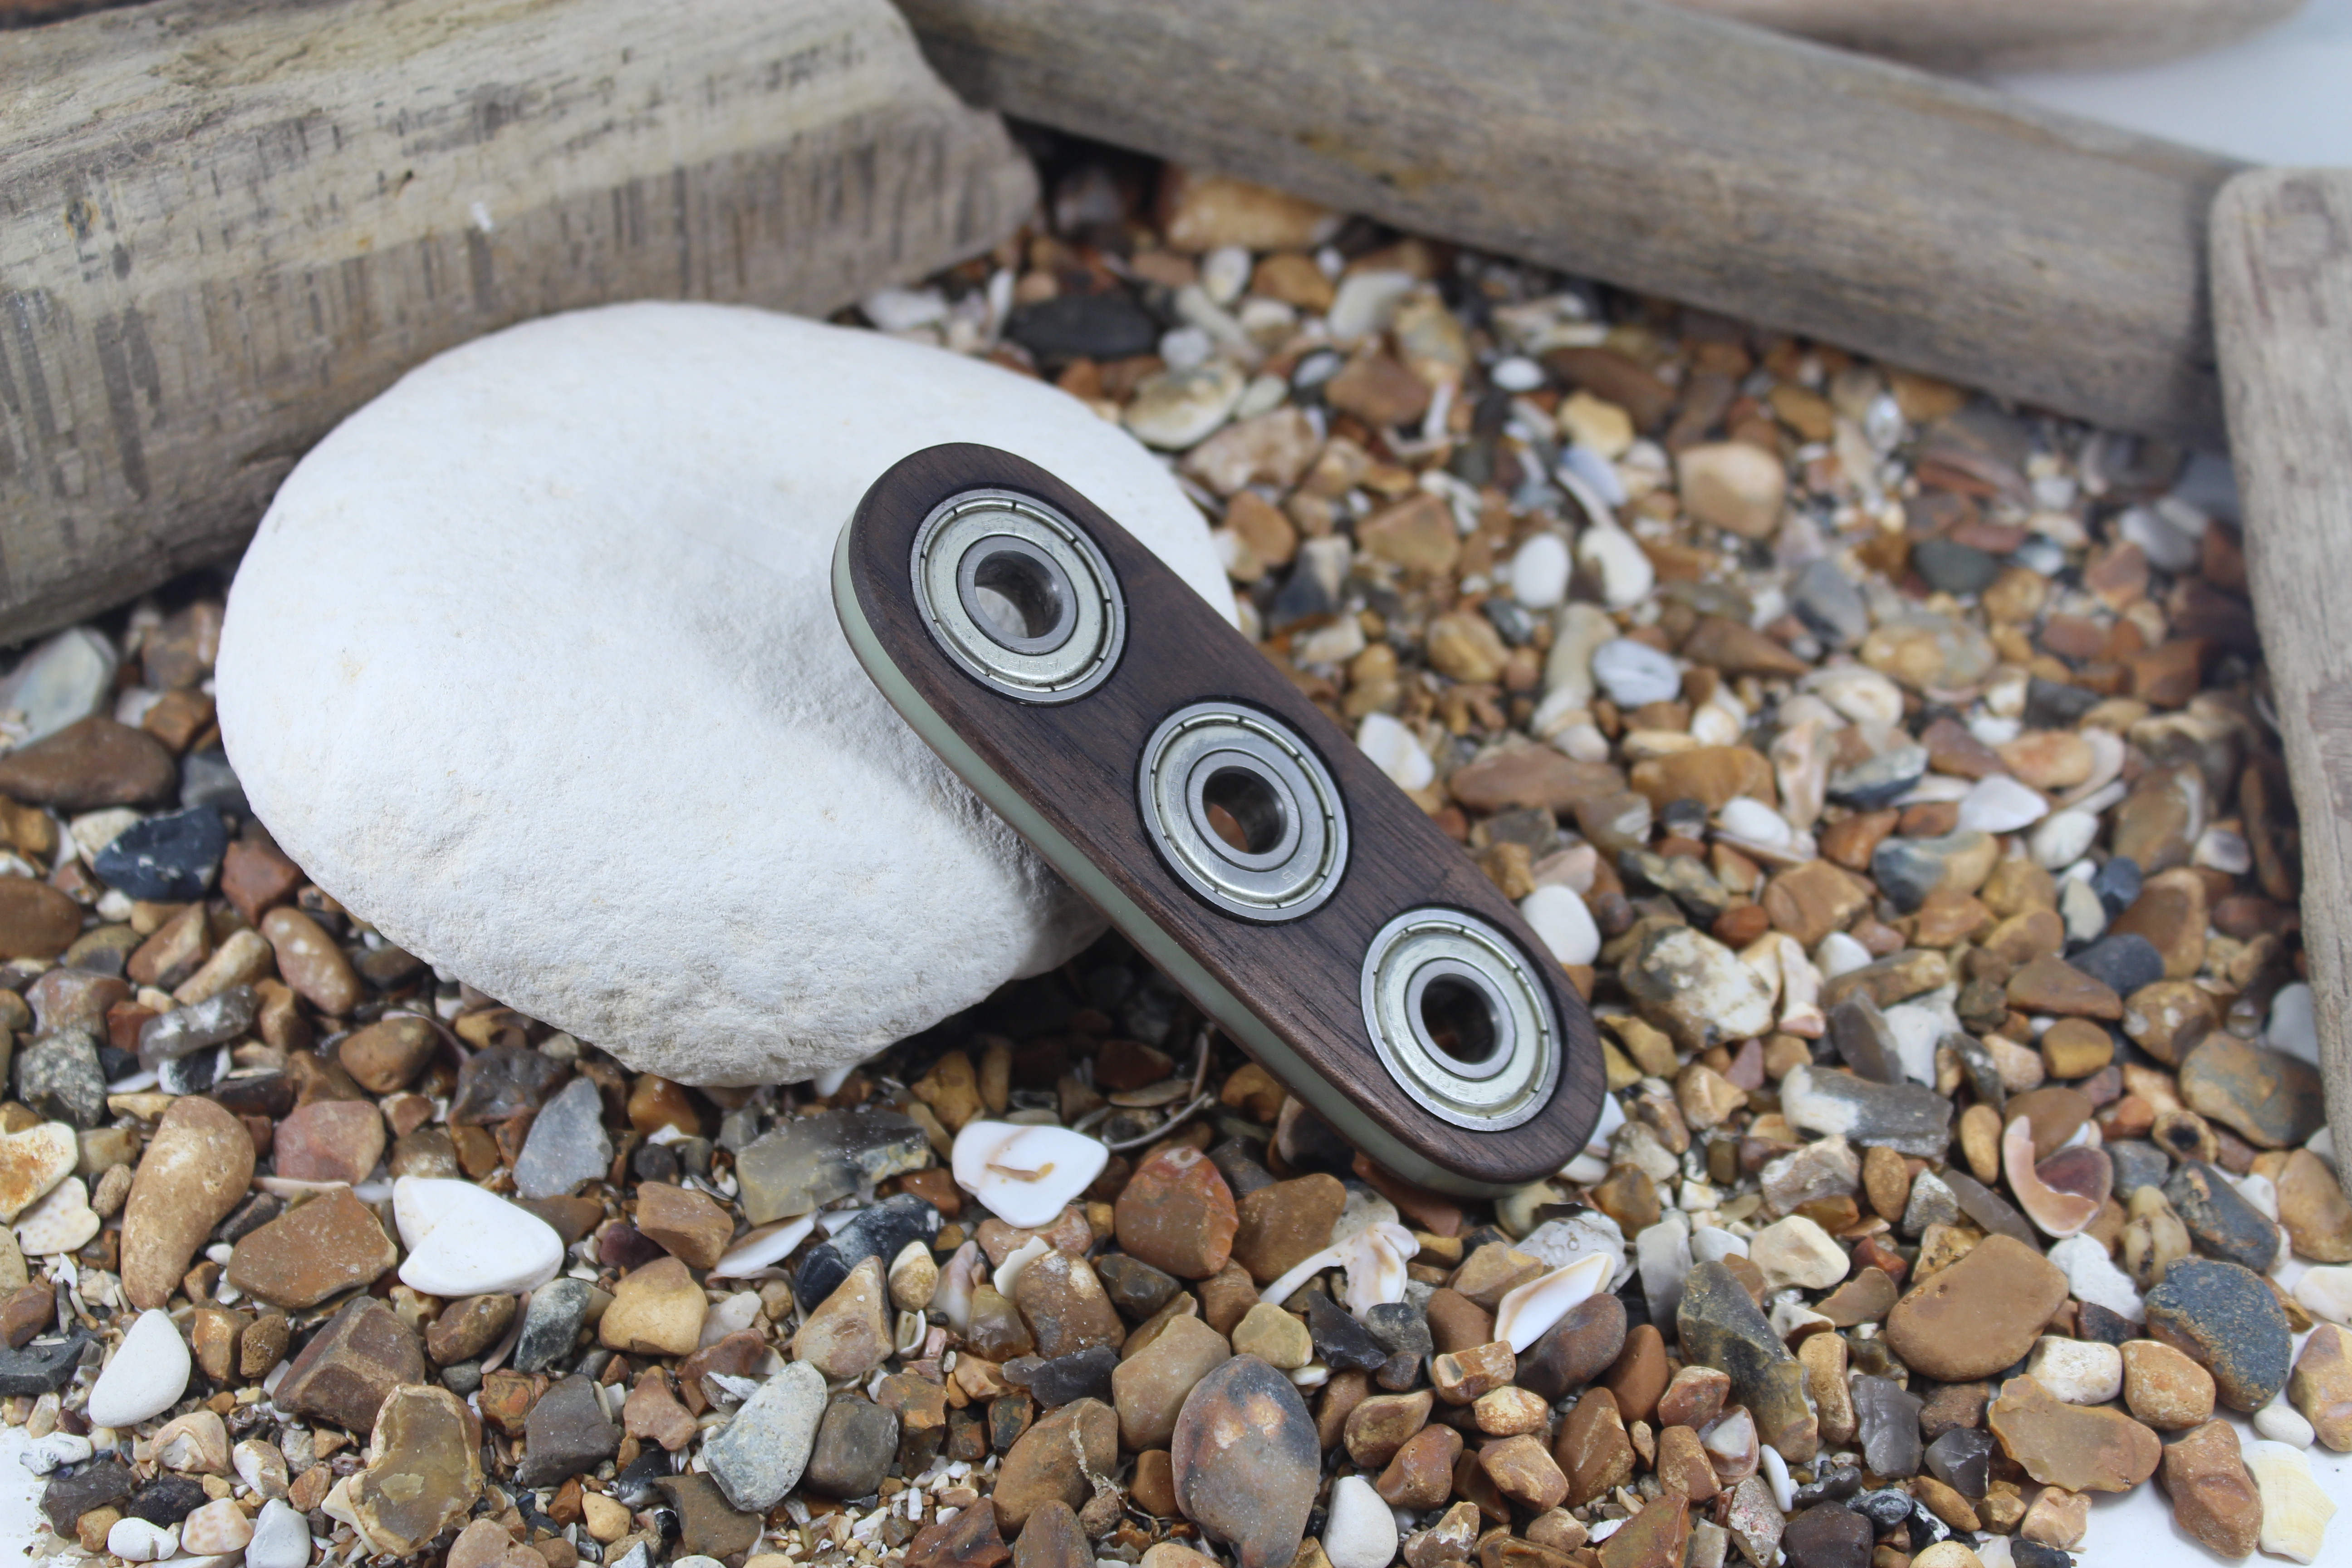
[180,1498,256,1554]
[1323,1474,1401,1568]
[1690,1227,1749,1264]
[1717,797,1792,850]
[1815,931,1872,980]
[2194,826,2252,875]
[243,1499,314,1568]
[858,286,948,333]
[87,1308,191,1428]
[2046,1234,2142,1322]
[1325,270,1416,344]
[1577,526,1653,609]
[2295,1264,2352,1325]
[108,1518,178,1562]
[949,1122,1107,1228]
[2059,877,2107,944]
[2269,983,2320,1066]
[1489,356,1546,393]
[2024,1336,2122,1404]
[1355,712,1434,791]
[1509,533,1573,610]
[393,1176,564,1296]
[1592,638,1681,707]
[2255,1396,2316,1449]
[1956,775,2049,834]
[2119,504,2202,572]
[1802,666,1903,727]
[20,1431,92,1475]
[1201,245,1251,306]
[1519,885,1599,967]
[2030,809,2100,869]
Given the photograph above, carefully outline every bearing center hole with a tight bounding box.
[1419,975,1500,1067]
[970,548,1066,644]
[1200,766,1287,856]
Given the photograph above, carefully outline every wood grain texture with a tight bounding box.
[1669,0,2307,73]
[901,0,2238,449]
[844,444,1606,1190]
[2211,168,2352,1196]
[0,0,1036,643]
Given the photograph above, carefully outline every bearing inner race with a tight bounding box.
[911,490,1123,701]
[1360,908,1559,1130]
[1138,702,1348,922]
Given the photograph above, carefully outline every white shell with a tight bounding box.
[392,1176,564,1296]
[1493,1252,1613,1352]
[708,1215,818,1279]
[950,1121,1107,1228]
[992,1236,1052,1296]
[2244,1439,2337,1563]
[931,1240,983,1333]
[2004,1117,2100,1238]
[1256,1221,1422,1321]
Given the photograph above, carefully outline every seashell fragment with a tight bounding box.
[708,1214,817,1279]
[2004,1115,2108,1238]
[931,1240,983,1333]
[2243,1439,2336,1563]
[950,1120,1108,1227]
[1494,1251,1614,1352]
[992,1236,1052,1296]
[1255,1220,1422,1320]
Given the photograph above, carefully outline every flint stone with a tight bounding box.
[1779,1066,1952,1157]
[2163,1162,2279,1273]
[514,1278,596,1373]
[2144,1259,2293,1412]
[516,1374,621,1487]
[274,1297,426,1434]
[804,1397,900,1499]
[15,1031,108,1128]
[705,1361,827,1512]
[41,1457,135,1532]
[1851,1375,1923,1477]
[93,808,227,901]
[0,1327,91,1394]
[448,1045,564,1124]
[795,1191,940,1308]
[738,1110,930,1225]
[1676,1262,1813,1459]
[1170,1357,1319,1568]
[512,1075,612,1199]
[217,305,1230,1084]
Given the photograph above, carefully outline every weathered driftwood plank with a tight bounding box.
[2211,168,2352,1191]
[902,0,2237,449]
[0,0,1037,643]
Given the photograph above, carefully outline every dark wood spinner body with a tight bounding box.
[839,443,1605,1191]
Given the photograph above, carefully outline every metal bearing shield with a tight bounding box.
[1360,907,1560,1130]
[1137,701,1348,922]
[911,489,1124,702]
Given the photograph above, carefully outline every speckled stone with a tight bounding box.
[2144,1259,2293,1412]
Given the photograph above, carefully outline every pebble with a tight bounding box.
[1117,1147,1238,1278]
[994,1397,1116,1532]
[345,1385,481,1554]
[1984,1375,2160,1492]
[118,1095,254,1310]
[804,1396,900,1498]
[514,1372,619,1487]
[106,1517,178,1562]
[511,1075,612,1198]
[1322,1473,1397,1568]
[2145,1259,2292,1411]
[1780,1503,1871,1568]
[0,718,176,810]
[226,1186,398,1308]
[244,1499,311,1568]
[92,806,226,899]
[393,1176,564,1295]
[1675,1262,1812,1459]
[272,1098,385,1185]
[1678,442,1785,538]
[275,1296,427,1432]
[1779,1065,1954,1157]
[1885,1235,2068,1382]
[15,1031,108,1127]
[699,1359,825,1511]
[2024,1337,2122,1404]
[1172,1356,1319,1568]
[2121,1338,2216,1429]
[796,1193,939,1308]
[1592,639,1681,707]
[790,1254,891,1377]
[0,1122,75,1224]
[1748,1216,1848,1292]
[2164,1161,2279,1272]
[86,1308,192,1427]
[2179,1035,2327,1149]
[1621,926,1776,1052]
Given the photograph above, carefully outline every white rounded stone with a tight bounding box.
[949,1121,1107,1228]
[392,1176,564,1296]
[1508,533,1573,610]
[1748,1215,1848,1291]
[218,304,1229,1084]
[2024,1336,2122,1404]
[2295,1264,2352,1324]
[1354,712,1434,790]
[2255,1395,2316,1449]
[1519,884,1600,967]
[2030,809,2100,869]
[1592,638,1681,707]
[244,1499,313,1568]
[1956,774,2049,833]
[0,627,117,745]
[87,1308,192,1428]
[107,1517,177,1562]
[1717,796,1793,850]
[1576,525,1654,610]
[1323,1473,1400,1568]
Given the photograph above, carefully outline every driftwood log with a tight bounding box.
[0,0,1036,643]
[902,0,2239,450]
[2212,169,2352,1192]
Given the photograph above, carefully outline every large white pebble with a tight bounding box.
[1355,712,1434,791]
[2024,1336,2122,1404]
[180,1498,256,1554]
[1323,1473,1400,1568]
[2030,809,2100,868]
[219,304,1230,1085]
[1519,885,1599,967]
[1508,533,1573,609]
[2297,1264,2352,1324]
[244,1499,313,1568]
[950,1121,1107,1228]
[107,1517,177,1562]
[392,1176,564,1296]
[87,1308,191,1428]
[1956,774,2049,833]
[1592,638,1681,707]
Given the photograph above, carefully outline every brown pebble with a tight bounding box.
[226,1186,397,1309]
[1230,1174,1346,1284]
[2159,1419,2262,1557]
[1555,1386,1632,1506]
[261,907,363,1017]
[1986,1374,2161,1492]
[1115,1147,1238,1279]
[0,717,176,810]
[1425,1287,1498,1356]
[1375,1423,1462,1509]
[119,1096,254,1311]
[1884,1234,2068,1381]
[1599,1323,1669,1424]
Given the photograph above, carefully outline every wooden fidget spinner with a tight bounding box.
[833,443,1606,1196]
